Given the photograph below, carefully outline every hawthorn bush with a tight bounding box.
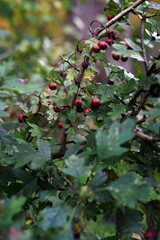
[0,0,160,239]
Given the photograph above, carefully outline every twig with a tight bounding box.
[57,171,79,196]
[60,56,79,72]
[131,83,160,117]
[136,115,146,125]
[131,90,150,116]
[118,0,122,11]
[133,129,160,142]
[114,93,127,105]
[51,56,89,159]
[94,0,146,37]
[128,86,144,107]
[141,17,149,73]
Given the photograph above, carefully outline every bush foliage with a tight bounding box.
[0,0,160,239]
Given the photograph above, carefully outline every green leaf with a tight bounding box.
[89,172,108,190]
[118,79,135,95]
[130,52,144,62]
[106,173,153,208]
[28,123,42,138]
[125,38,142,51]
[66,68,77,81]
[108,103,126,119]
[0,101,8,110]
[61,155,90,179]
[69,85,78,94]
[142,108,160,120]
[96,119,135,160]
[0,196,25,226]
[64,142,81,158]
[98,84,113,102]
[36,138,51,159]
[40,204,72,231]
[147,1,160,10]
[1,79,42,94]
[0,127,18,154]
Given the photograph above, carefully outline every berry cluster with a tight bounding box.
[144,227,157,239]
[92,15,130,63]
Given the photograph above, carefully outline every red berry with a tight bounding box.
[9,111,14,117]
[57,122,63,128]
[121,55,128,62]
[26,215,33,220]
[53,106,61,112]
[76,106,84,113]
[92,45,100,53]
[126,43,132,50]
[91,98,100,109]
[49,82,57,90]
[144,228,157,239]
[108,29,116,40]
[74,99,82,107]
[98,41,107,50]
[112,54,120,61]
[107,14,114,21]
[18,114,26,123]
[72,228,80,239]
[106,38,113,46]
[84,108,91,116]
[108,79,114,85]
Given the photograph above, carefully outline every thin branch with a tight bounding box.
[60,56,79,72]
[141,17,149,72]
[136,115,146,125]
[131,90,150,116]
[94,0,146,37]
[52,57,89,159]
[131,83,160,116]
[133,129,160,142]
[57,171,79,196]
[114,93,127,105]
[128,86,144,107]
[118,0,122,11]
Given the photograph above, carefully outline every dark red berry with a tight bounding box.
[121,55,128,62]
[82,61,88,69]
[92,45,100,53]
[76,106,84,113]
[106,38,113,46]
[107,14,114,21]
[108,79,114,85]
[9,111,14,117]
[49,82,57,90]
[126,43,132,50]
[144,228,157,239]
[98,41,107,50]
[84,108,91,116]
[108,29,116,40]
[53,106,61,112]
[18,114,26,123]
[75,99,82,107]
[26,215,33,220]
[112,54,120,61]
[91,98,100,109]
[72,228,80,239]
[57,122,63,128]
